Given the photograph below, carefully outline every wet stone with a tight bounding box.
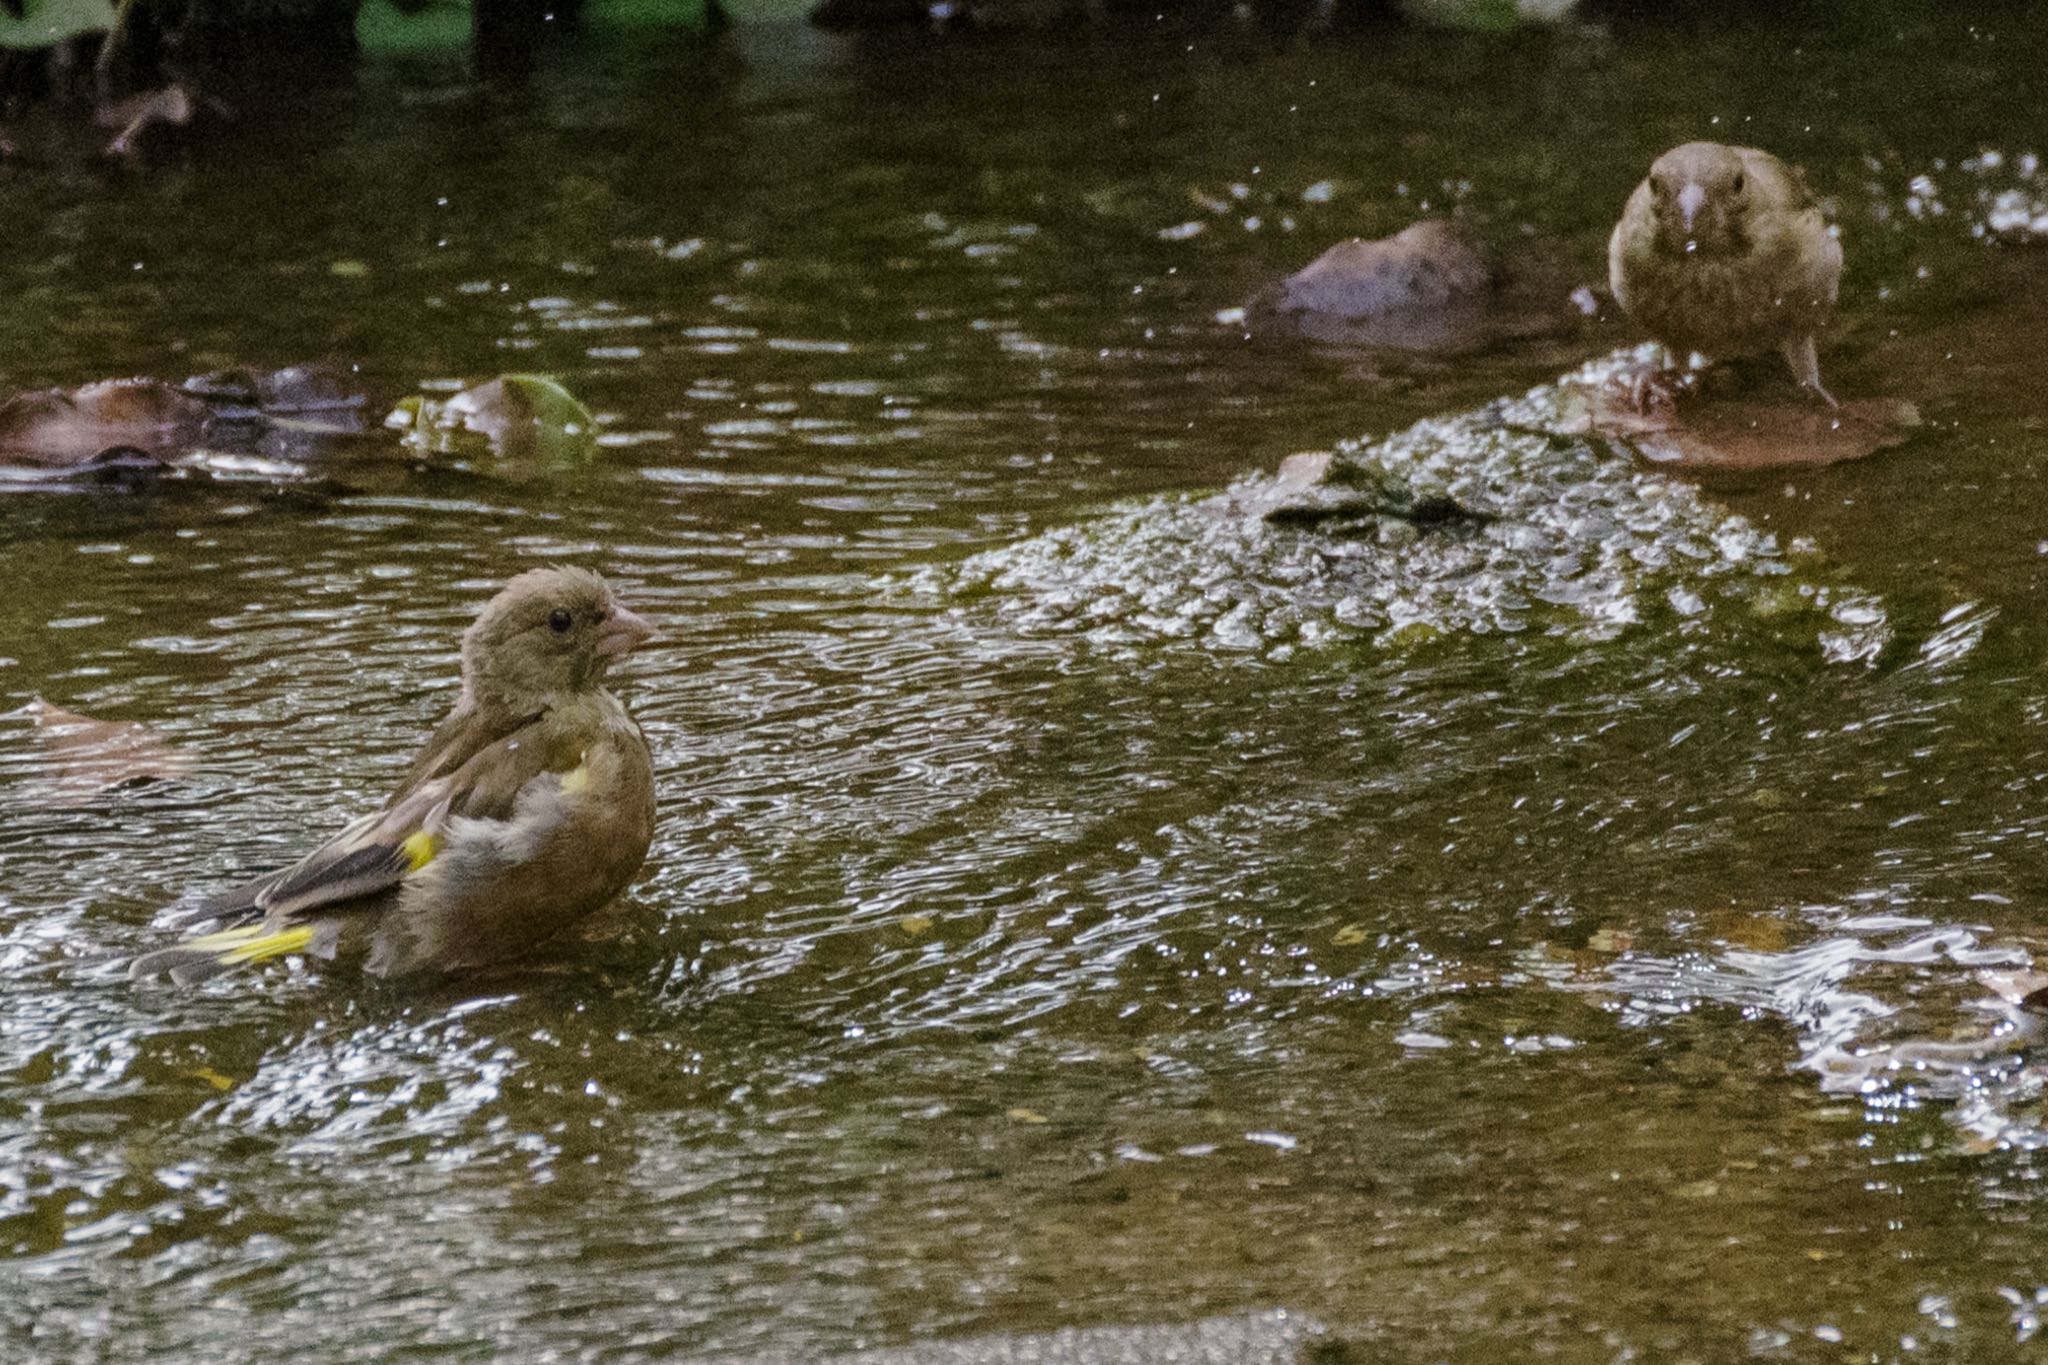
[0,379,208,467]
[756,1309,1345,1365]
[921,349,1891,660]
[1239,218,1588,355]
[183,364,367,417]
[0,367,375,479]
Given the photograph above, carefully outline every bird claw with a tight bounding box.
[1622,366,1689,418]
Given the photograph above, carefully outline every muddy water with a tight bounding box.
[6,9,2048,1361]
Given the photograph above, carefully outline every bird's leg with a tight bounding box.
[1780,334,1839,409]
[1623,346,1689,416]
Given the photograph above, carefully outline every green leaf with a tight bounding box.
[0,0,116,50]
[387,374,598,464]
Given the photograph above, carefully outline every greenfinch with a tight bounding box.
[1608,141,1843,404]
[130,567,658,984]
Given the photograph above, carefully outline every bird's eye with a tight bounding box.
[549,608,573,633]
[1732,172,1746,193]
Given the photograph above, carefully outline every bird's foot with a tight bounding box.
[1803,379,1841,410]
[1621,365,1691,417]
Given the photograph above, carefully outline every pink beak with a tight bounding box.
[1676,181,1706,234]
[594,604,658,659]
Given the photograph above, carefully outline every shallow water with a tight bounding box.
[6,9,2048,1361]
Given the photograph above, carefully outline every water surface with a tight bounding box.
[6,10,2048,1361]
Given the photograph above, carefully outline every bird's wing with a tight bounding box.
[1740,146,1820,215]
[388,699,540,800]
[173,711,569,930]
[368,712,656,976]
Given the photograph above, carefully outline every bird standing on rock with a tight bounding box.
[1609,141,1843,405]
[129,567,658,984]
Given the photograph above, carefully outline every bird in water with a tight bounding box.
[1609,141,1843,406]
[130,567,658,984]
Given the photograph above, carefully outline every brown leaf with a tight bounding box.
[23,698,197,804]
[0,379,206,467]
[1566,380,1920,470]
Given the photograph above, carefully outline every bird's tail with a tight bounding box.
[162,873,289,933]
[128,923,325,986]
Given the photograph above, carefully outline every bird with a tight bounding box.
[130,566,658,985]
[1608,141,1843,405]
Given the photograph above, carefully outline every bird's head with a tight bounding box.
[1645,141,1753,257]
[461,567,657,714]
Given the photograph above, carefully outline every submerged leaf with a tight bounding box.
[389,374,598,463]
[22,697,197,804]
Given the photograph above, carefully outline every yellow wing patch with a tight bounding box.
[402,830,441,870]
[185,924,316,967]
[559,753,592,796]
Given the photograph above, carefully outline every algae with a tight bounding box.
[922,348,1892,664]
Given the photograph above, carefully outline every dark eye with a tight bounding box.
[549,609,573,633]
[1732,172,1745,193]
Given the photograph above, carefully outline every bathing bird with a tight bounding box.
[1609,141,1843,405]
[130,566,657,984]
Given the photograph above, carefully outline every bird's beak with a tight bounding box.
[595,604,658,659]
[1676,181,1707,234]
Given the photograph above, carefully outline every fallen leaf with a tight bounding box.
[1564,379,1921,470]
[390,374,597,463]
[1586,927,1634,954]
[23,697,197,803]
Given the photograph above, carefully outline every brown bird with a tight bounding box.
[1609,141,1843,405]
[129,567,658,984]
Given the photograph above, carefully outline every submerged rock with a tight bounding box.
[0,79,230,164]
[1258,450,1498,533]
[750,1309,1340,1365]
[0,366,374,480]
[183,363,366,417]
[1239,218,1588,354]
[917,349,1891,661]
[0,379,208,468]
[1529,914,2048,1152]
[96,83,227,158]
